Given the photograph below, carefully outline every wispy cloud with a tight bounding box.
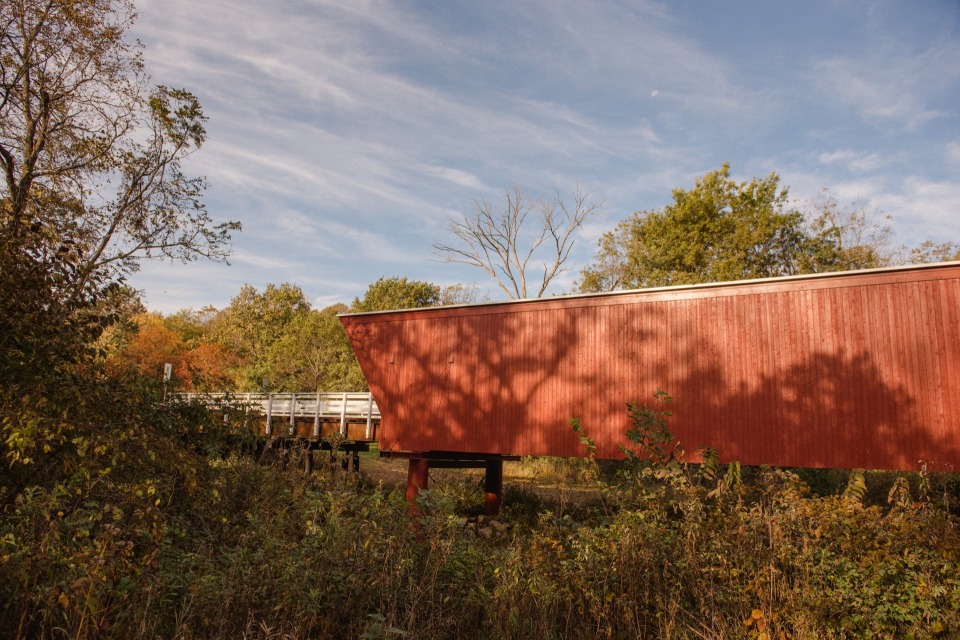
[126,0,960,311]
[810,18,960,132]
[876,177,960,243]
[818,150,887,173]
[814,57,948,130]
[947,141,960,165]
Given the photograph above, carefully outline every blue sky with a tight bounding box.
[129,0,960,313]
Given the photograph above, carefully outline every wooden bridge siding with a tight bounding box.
[930,278,959,451]
[341,265,960,471]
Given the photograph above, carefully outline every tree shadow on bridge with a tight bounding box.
[343,294,958,473]
[344,303,614,458]
[609,301,956,472]
[671,348,950,471]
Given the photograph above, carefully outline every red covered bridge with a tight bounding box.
[340,263,960,511]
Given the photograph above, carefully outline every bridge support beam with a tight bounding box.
[304,449,313,474]
[484,460,503,516]
[405,458,429,514]
[388,452,518,516]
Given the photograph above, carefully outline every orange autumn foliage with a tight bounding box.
[114,313,240,391]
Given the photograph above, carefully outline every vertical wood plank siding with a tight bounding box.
[340,264,960,471]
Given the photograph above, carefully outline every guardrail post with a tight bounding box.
[339,392,348,437]
[313,392,320,438]
[365,393,374,439]
[289,393,296,436]
[265,394,273,436]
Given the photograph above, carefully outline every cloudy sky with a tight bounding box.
[129,0,960,313]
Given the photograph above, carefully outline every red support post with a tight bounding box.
[405,458,429,513]
[484,460,503,516]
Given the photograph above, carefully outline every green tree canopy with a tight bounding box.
[351,276,441,312]
[211,283,311,390]
[267,304,367,392]
[579,167,960,294]
[162,307,217,347]
[579,164,809,292]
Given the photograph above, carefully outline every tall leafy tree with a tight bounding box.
[1,0,239,300]
[350,276,441,312]
[580,169,959,294]
[211,283,311,390]
[0,11,240,624]
[210,277,444,392]
[0,0,237,478]
[267,304,367,392]
[802,190,960,270]
[801,191,895,272]
[579,165,811,292]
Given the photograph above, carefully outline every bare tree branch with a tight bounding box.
[433,184,603,299]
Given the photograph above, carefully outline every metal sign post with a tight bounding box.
[163,363,172,402]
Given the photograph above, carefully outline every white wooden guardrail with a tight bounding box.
[178,392,380,440]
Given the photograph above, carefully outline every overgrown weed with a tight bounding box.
[3,386,960,638]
